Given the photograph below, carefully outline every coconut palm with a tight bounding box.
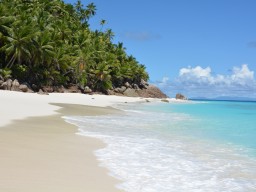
[85,3,96,20]
[91,62,112,91]
[31,31,55,67]
[2,19,36,68]
[0,0,149,92]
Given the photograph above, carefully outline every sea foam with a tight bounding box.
[63,102,256,192]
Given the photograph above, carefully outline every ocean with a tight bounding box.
[64,100,256,192]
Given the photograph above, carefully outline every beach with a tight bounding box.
[2,91,255,192]
[0,90,145,192]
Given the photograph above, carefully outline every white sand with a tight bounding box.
[0,90,146,127]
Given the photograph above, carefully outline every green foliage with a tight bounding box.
[0,68,11,80]
[0,0,149,92]
[12,64,28,81]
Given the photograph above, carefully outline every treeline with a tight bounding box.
[0,0,149,92]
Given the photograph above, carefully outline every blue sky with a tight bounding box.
[65,0,256,99]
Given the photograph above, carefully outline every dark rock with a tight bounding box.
[124,82,131,88]
[19,84,29,92]
[66,85,81,93]
[133,84,139,90]
[139,79,149,89]
[84,86,92,94]
[22,82,34,93]
[78,85,85,91]
[32,84,39,92]
[58,86,65,93]
[137,84,168,98]
[42,86,54,93]
[0,82,7,90]
[38,89,49,95]
[53,85,65,93]
[144,79,149,86]
[27,88,34,93]
[109,83,167,98]
[123,88,139,97]
[0,80,3,86]
[121,86,127,92]
[6,79,12,90]
[11,79,20,91]
[114,86,126,93]
[106,89,115,95]
[175,93,187,100]
[161,99,169,103]
[38,89,43,94]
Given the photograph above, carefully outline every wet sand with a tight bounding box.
[0,103,123,192]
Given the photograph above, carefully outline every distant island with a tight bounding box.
[0,0,166,98]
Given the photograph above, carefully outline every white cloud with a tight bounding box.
[231,64,254,85]
[161,76,169,84]
[156,76,170,88]
[179,66,211,78]
[177,64,255,86]
[178,66,214,85]
[155,64,256,99]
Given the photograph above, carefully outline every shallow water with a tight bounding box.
[64,100,256,192]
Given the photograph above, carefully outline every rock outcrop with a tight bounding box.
[84,86,92,94]
[6,79,12,90]
[0,78,167,99]
[137,85,168,98]
[123,88,140,97]
[111,83,168,98]
[42,86,54,93]
[11,79,20,91]
[175,93,187,100]
[19,84,29,92]
[114,86,127,94]
[0,78,32,92]
[66,84,82,93]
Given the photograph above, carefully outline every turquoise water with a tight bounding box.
[141,100,256,156]
[64,100,256,192]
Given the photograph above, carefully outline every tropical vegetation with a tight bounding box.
[0,0,149,92]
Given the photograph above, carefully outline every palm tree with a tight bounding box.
[0,4,14,67]
[85,3,96,20]
[100,19,106,31]
[91,62,112,91]
[0,0,149,92]
[31,31,55,67]
[2,19,36,68]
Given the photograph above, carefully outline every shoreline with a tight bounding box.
[0,91,144,191]
[0,91,147,128]
[0,90,181,191]
[0,102,124,192]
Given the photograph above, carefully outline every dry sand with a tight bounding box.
[0,90,177,191]
[0,91,145,127]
